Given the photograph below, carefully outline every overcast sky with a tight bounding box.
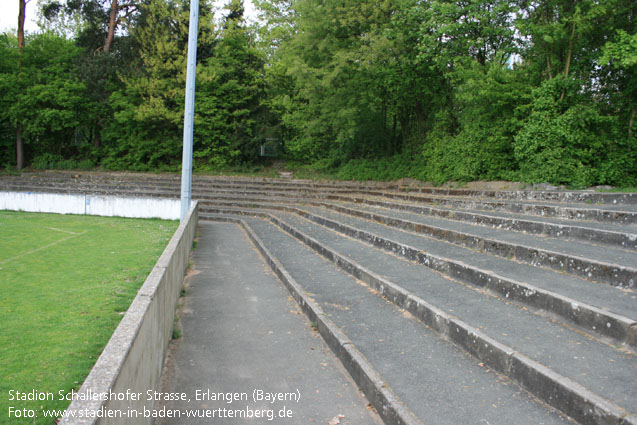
[0,0,257,34]
[0,0,39,34]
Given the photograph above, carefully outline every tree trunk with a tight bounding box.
[392,113,397,155]
[16,0,26,170]
[629,107,635,140]
[563,21,576,79]
[104,0,118,53]
[94,127,102,148]
[100,0,120,151]
[560,18,577,101]
[16,126,24,170]
[18,0,25,48]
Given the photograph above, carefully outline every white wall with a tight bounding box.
[0,191,180,220]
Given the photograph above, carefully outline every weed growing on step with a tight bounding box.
[173,314,182,339]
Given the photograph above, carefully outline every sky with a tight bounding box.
[0,0,257,34]
[0,0,39,34]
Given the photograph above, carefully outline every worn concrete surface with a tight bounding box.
[154,222,382,425]
[272,212,637,413]
[292,208,637,313]
[244,217,572,425]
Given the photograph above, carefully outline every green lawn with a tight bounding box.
[0,211,178,424]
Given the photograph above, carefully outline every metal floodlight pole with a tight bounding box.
[180,0,200,221]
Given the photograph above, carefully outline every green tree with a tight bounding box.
[40,0,143,150]
[513,76,616,187]
[0,33,89,168]
[194,0,266,168]
[598,29,637,185]
[421,62,531,183]
[101,0,215,171]
[513,0,636,186]
[261,0,430,164]
[0,33,18,168]
[413,0,525,182]
[16,0,27,169]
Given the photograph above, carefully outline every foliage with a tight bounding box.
[0,0,634,186]
[514,77,618,187]
[0,32,89,167]
[418,62,531,184]
[194,0,266,168]
[0,33,17,168]
[31,153,95,170]
[101,0,206,171]
[336,153,425,181]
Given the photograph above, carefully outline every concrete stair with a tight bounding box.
[2,171,636,425]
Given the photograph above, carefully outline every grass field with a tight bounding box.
[0,211,178,424]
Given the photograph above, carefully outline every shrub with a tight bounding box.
[32,153,95,170]
[513,77,613,188]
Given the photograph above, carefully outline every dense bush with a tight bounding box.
[336,154,424,182]
[514,78,616,188]
[32,153,95,170]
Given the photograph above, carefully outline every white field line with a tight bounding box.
[46,227,80,235]
[0,230,88,265]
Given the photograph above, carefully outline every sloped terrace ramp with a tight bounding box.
[2,172,636,425]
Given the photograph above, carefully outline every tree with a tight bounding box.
[600,29,637,138]
[1,33,89,168]
[194,0,267,167]
[260,0,414,164]
[0,34,18,168]
[101,0,216,171]
[40,0,139,52]
[513,76,616,187]
[16,0,27,169]
[40,0,142,149]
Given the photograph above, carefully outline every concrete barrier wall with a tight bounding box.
[0,191,180,219]
[58,201,199,425]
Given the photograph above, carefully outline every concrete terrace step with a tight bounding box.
[7,177,637,252]
[264,211,637,418]
[273,212,637,399]
[195,185,637,214]
[289,206,637,312]
[322,202,637,251]
[5,172,637,207]
[228,215,572,425]
[383,186,637,205]
[202,200,637,300]
[194,194,637,253]
[201,197,637,249]
[200,206,637,348]
[7,171,637,204]
[327,193,637,225]
[314,203,637,276]
[358,191,637,213]
[325,197,637,247]
[35,178,634,230]
[185,181,637,209]
[5,173,637,223]
[202,213,637,425]
[199,199,637,286]
[0,179,178,192]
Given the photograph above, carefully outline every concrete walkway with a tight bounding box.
[154,222,382,425]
